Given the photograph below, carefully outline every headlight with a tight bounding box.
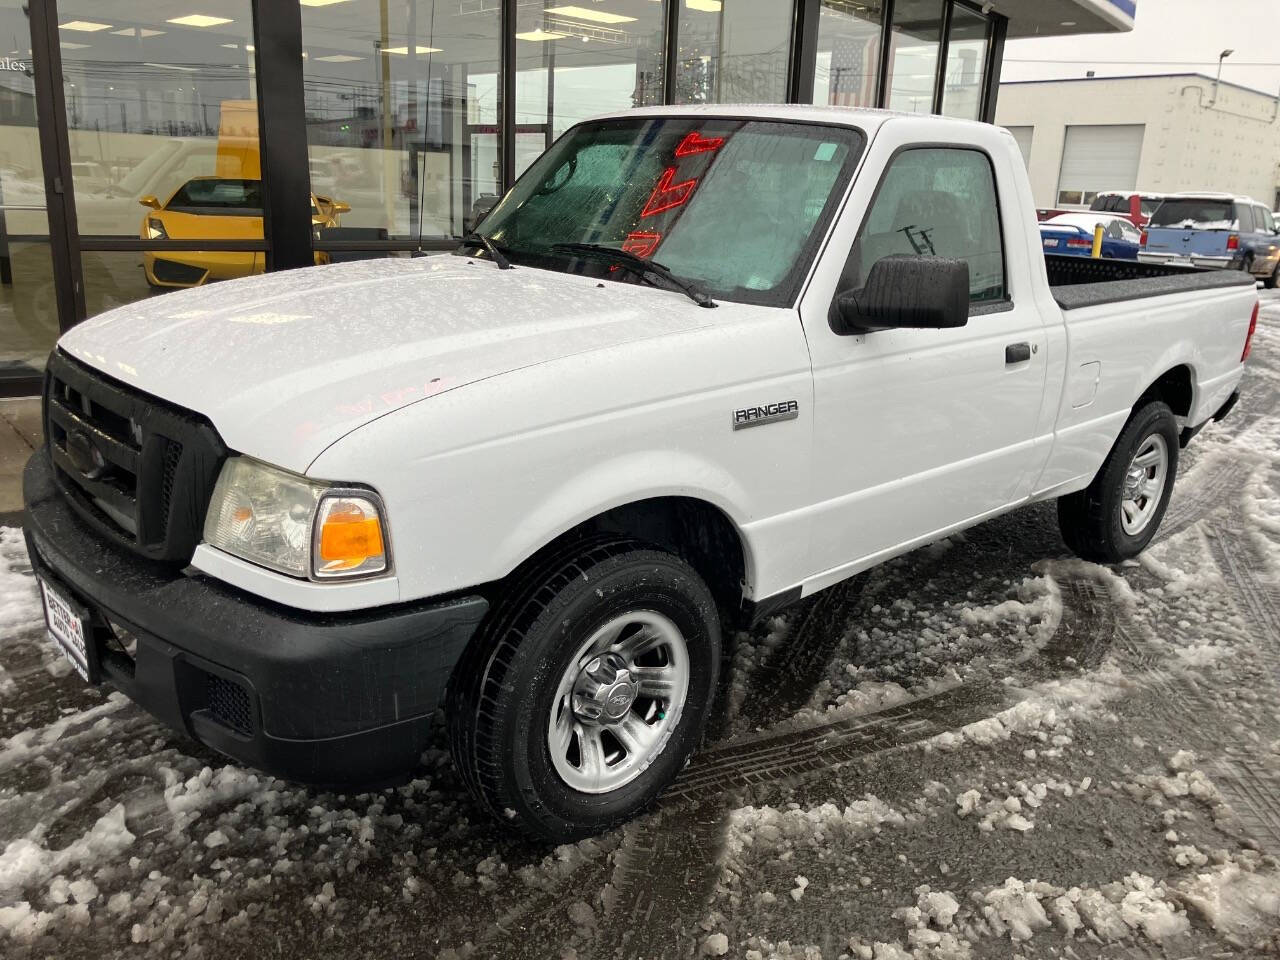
[203,457,389,580]
[146,217,167,240]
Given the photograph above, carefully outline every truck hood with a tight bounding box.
[59,255,714,473]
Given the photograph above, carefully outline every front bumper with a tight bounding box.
[23,449,488,787]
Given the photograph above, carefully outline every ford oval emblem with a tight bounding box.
[66,429,106,479]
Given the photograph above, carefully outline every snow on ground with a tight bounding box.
[0,296,1277,958]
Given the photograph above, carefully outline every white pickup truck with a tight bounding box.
[24,106,1258,842]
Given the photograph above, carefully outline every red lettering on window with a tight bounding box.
[674,131,725,157]
[641,167,698,218]
[622,231,662,259]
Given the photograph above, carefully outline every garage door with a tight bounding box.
[1006,126,1034,169]
[1056,124,1145,206]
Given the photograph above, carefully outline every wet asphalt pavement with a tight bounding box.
[1,294,1279,959]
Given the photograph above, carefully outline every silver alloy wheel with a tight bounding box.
[1119,433,1169,536]
[547,610,690,795]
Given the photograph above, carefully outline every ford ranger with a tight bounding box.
[23,106,1259,842]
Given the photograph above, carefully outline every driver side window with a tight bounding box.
[839,147,1006,305]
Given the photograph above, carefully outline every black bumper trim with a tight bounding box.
[24,448,488,787]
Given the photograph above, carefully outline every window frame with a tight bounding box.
[832,140,1010,324]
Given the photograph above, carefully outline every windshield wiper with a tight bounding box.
[551,242,716,308]
[459,231,512,270]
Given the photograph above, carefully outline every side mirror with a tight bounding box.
[830,255,970,335]
[138,194,160,210]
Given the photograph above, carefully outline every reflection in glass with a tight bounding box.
[0,0,58,380]
[54,6,262,240]
[303,0,502,244]
[514,0,665,181]
[675,0,791,105]
[812,1,883,108]
[940,5,989,120]
[886,0,943,113]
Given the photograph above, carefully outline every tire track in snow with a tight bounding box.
[596,808,731,960]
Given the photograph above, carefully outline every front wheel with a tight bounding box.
[446,538,721,842]
[1057,400,1180,562]
[1265,263,1279,290]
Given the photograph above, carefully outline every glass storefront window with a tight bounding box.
[54,6,261,240]
[812,1,883,108]
[674,0,791,105]
[303,0,502,244]
[886,0,943,113]
[940,5,988,120]
[0,0,58,382]
[513,1,666,182]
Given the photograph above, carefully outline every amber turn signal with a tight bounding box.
[314,496,388,578]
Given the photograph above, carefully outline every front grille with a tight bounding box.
[44,350,227,564]
[206,674,254,736]
[151,259,208,285]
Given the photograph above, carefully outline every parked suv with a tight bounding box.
[1089,190,1167,228]
[1140,193,1280,287]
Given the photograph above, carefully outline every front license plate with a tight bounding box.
[40,578,92,682]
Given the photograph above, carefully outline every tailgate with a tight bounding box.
[1144,227,1230,257]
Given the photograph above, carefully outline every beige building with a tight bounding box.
[996,73,1280,210]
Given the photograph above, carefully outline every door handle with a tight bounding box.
[1005,342,1032,364]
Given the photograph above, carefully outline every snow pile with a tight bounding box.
[0,804,134,901]
[0,528,44,635]
[726,797,907,862]
[1175,853,1280,947]
[787,680,913,729]
[969,874,1188,946]
[952,778,1089,833]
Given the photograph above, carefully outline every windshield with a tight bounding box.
[1149,198,1235,230]
[476,117,864,306]
[166,178,264,214]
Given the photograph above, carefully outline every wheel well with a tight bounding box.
[1138,365,1193,419]
[538,497,749,626]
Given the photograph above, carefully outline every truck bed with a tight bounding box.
[1046,254,1256,311]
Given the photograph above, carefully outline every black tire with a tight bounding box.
[1265,263,1279,290]
[446,537,721,842]
[1057,400,1180,563]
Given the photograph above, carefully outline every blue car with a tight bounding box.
[1140,193,1280,287]
[1039,213,1142,260]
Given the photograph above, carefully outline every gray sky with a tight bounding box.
[1003,0,1280,97]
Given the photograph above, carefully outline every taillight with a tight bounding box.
[1066,237,1091,248]
[1242,300,1259,362]
[1227,234,1240,251]
[1140,230,1148,246]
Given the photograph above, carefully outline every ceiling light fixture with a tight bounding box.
[111,27,165,37]
[383,44,444,54]
[300,0,354,5]
[60,21,112,32]
[544,5,636,24]
[315,53,365,62]
[166,14,234,28]
[515,29,566,41]
[685,0,722,11]
[59,41,90,49]
[143,61,199,71]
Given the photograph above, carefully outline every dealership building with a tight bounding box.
[0,0,1134,397]
[998,73,1280,211]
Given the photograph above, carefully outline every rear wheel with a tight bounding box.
[446,538,721,842]
[1058,400,1179,562]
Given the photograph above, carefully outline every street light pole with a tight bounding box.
[1209,48,1234,106]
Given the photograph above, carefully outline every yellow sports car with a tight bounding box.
[140,177,350,288]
